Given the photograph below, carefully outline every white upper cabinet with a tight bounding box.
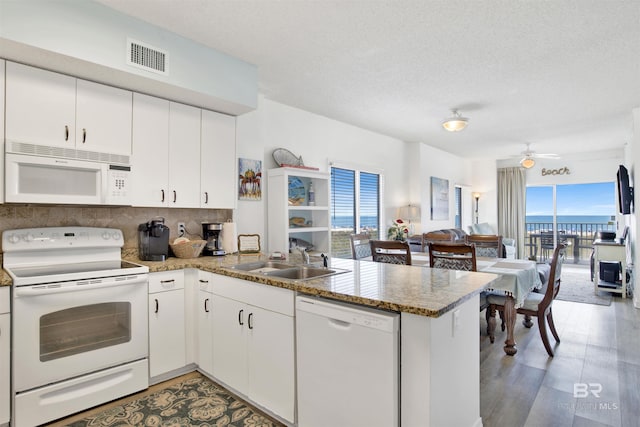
[201,110,237,208]
[132,93,170,207]
[5,62,132,157]
[6,62,77,149]
[168,102,201,208]
[0,60,5,204]
[76,79,133,156]
[131,97,201,208]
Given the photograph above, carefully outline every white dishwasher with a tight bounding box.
[296,296,399,427]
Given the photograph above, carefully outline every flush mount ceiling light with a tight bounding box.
[442,110,469,132]
[520,156,536,169]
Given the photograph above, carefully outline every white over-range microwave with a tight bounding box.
[5,153,132,205]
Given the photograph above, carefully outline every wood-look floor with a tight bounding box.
[480,290,640,426]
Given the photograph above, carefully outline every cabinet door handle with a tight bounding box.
[161,189,165,203]
[154,298,159,313]
[173,190,177,203]
[204,192,209,204]
[82,128,87,143]
[204,298,210,313]
[238,309,244,325]
[199,279,209,284]
[64,125,69,141]
[248,312,254,329]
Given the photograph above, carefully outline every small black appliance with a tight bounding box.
[138,217,170,261]
[202,222,226,256]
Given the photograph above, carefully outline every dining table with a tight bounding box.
[410,253,542,355]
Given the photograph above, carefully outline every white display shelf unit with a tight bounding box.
[268,167,331,256]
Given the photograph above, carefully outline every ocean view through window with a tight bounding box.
[331,166,382,258]
[525,182,616,262]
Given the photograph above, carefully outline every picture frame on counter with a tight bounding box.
[238,234,261,253]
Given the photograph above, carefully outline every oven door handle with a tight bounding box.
[13,276,148,296]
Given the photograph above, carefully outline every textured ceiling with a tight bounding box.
[97,0,640,160]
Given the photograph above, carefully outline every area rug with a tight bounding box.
[47,372,284,427]
[555,265,613,306]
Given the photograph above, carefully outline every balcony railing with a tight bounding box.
[525,222,616,264]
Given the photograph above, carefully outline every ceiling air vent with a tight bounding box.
[127,39,169,75]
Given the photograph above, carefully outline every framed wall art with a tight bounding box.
[238,158,262,200]
[430,176,449,220]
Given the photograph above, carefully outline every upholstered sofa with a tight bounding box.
[407,228,467,252]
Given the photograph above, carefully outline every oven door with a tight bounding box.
[12,274,148,392]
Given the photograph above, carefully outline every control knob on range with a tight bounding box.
[102,231,111,240]
[7,234,19,244]
[24,233,34,242]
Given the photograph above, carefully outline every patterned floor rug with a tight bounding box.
[47,372,284,427]
[555,264,613,306]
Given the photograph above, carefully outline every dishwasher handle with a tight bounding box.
[296,296,398,333]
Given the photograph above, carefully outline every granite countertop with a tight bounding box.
[1,251,499,318]
[126,251,498,317]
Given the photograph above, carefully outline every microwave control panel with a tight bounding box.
[105,166,132,205]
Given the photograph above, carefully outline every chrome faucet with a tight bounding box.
[297,246,310,264]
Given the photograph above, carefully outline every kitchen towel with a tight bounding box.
[221,221,238,254]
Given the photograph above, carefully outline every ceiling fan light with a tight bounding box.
[520,157,535,169]
[442,110,469,132]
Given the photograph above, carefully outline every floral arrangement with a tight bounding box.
[387,219,409,241]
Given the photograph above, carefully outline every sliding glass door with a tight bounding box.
[526,182,615,263]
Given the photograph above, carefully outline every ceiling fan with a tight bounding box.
[516,143,559,169]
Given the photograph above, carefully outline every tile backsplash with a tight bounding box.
[0,205,231,252]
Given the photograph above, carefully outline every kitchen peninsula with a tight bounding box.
[128,252,498,427]
[1,252,497,427]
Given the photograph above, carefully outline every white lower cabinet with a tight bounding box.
[148,271,186,378]
[1,287,10,426]
[212,275,295,423]
[196,271,215,376]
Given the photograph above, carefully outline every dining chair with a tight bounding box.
[465,234,504,258]
[421,232,453,251]
[428,242,477,271]
[369,240,412,265]
[487,243,567,357]
[539,231,554,260]
[540,230,569,261]
[349,233,372,260]
[428,242,497,331]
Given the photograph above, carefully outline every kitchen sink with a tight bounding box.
[228,261,349,281]
[264,266,349,281]
[228,261,295,274]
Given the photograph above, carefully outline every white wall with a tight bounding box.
[471,159,498,231]
[235,97,409,251]
[235,97,267,242]
[631,107,639,309]
[497,149,624,186]
[416,144,472,233]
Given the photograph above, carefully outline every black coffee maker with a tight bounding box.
[138,217,170,261]
[202,223,225,256]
